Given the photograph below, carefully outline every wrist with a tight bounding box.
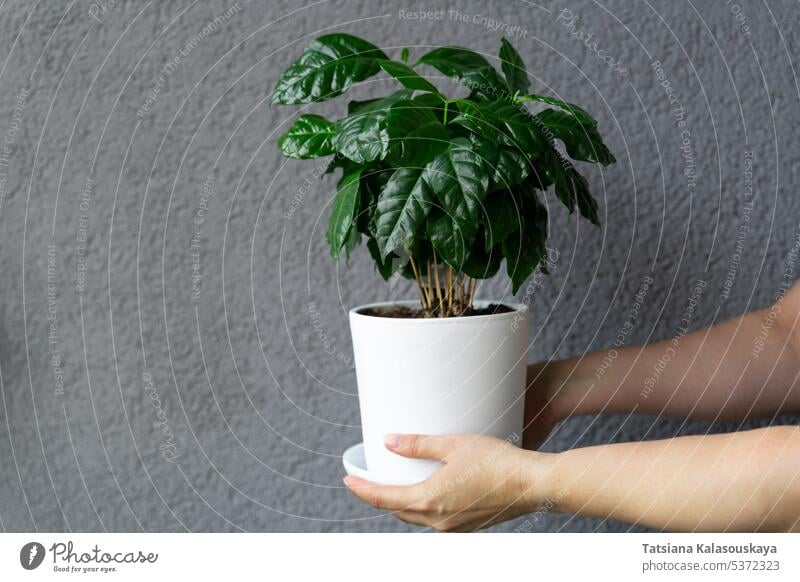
[517,450,562,514]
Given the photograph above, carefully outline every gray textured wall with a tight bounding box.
[0,0,798,532]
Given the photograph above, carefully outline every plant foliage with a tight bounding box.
[273,34,615,314]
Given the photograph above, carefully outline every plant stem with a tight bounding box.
[446,267,453,315]
[443,100,450,125]
[467,277,477,308]
[432,250,443,317]
[409,257,428,312]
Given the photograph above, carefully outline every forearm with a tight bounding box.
[534,299,800,422]
[527,426,800,531]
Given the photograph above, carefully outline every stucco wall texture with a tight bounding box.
[0,0,798,532]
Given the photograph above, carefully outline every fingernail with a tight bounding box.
[384,433,401,449]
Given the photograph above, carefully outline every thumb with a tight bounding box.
[384,433,462,460]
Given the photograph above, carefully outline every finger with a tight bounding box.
[384,433,465,460]
[343,475,421,510]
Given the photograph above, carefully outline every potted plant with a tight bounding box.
[273,34,615,484]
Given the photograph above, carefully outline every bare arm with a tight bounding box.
[529,281,800,427]
[345,428,800,532]
[543,426,800,531]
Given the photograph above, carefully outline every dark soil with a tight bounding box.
[359,303,514,319]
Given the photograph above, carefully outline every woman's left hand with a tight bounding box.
[343,433,553,532]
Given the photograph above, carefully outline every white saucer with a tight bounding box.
[342,442,423,486]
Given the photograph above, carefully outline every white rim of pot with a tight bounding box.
[349,300,528,323]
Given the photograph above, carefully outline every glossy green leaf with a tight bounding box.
[326,169,363,259]
[271,34,388,104]
[541,149,599,224]
[503,188,548,293]
[417,47,507,100]
[424,138,490,269]
[380,60,442,95]
[535,109,615,165]
[374,167,434,258]
[499,37,530,95]
[385,100,449,167]
[469,134,530,190]
[482,190,523,250]
[278,114,336,159]
[332,92,410,163]
[426,209,473,272]
[454,100,548,156]
[519,94,597,126]
[367,237,400,280]
[462,234,503,279]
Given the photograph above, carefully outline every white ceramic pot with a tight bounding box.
[349,300,528,484]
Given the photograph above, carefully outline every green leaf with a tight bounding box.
[424,138,490,269]
[463,234,503,279]
[484,101,549,154]
[535,109,615,165]
[332,92,410,163]
[367,237,400,280]
[503,188,548,293]
[380,61,442,95]
[483,190,523,250]
[374,167,434,258]
[271,34,388,104]
[400,48,410,63]
[385,100,449,167]
[541,149,599,224]
[519,94,597,126]
[469,134,530,189]
[426,209,473,272]
[343,226,361,259]
[417,47,507,100]
[278,114,336,159]
[454,100,548,156]
[450,100,499,144]
[326,169,363,259]
[499,37,530,95]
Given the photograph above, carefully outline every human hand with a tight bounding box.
[343,433,554,532]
